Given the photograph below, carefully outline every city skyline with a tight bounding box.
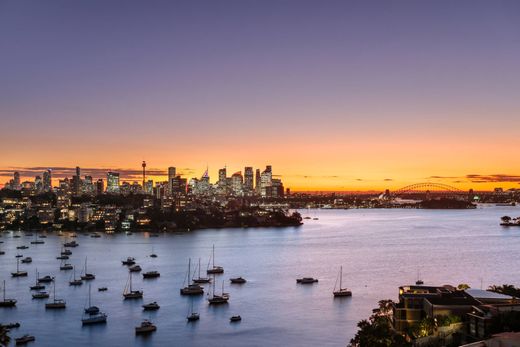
[2,1,520,191]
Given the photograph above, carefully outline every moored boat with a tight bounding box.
[143,271,160,279]
[142,301,160,311]
[135,320,156,335]
[333,266,352,297]
[123,272,143,299]
[230,277,246,284]
[0,280,17,307]
[296,277,318,284]
[15,335,35,345]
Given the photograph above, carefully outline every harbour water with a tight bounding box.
[1,206,519,346]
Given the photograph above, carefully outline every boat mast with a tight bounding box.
[3,280,5,301]
[340,266,343,290]
[212,245,215,268]
[88,284,91,307]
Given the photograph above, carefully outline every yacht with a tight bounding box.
[123,272,143,299]
[129,265,142,272]
[38,275,54,283]
[192,258,211,284]
[15,254,23,258]
[30,270,45,290]
[122,257,136,266]
[63,241,78,247]
[186,299,199,322]
[135,320,156,335]
[17,245,29,250]
[98,287,108,292]
[80,257,95,280]
[82,312,107,325]
[56,255,69,260]
[32,291,50,299]
[208,278,229,305]
[230,315,242,322]
[206,245,224,274]
[45,281,66,309]
[333,266,352,297]
[296,277,318,284]
[60,262,73,271]
[69,267,83,286]
[61,249,72,256]
[21,257,32,264]
[0,280,17,307]
[143,271,160,279]
[180,259,204,295]
[230,277,246,284]
[11,259,28,277]
[142,301,160,311]
[84,284,100,315]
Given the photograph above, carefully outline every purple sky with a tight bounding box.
[1,1,520,190]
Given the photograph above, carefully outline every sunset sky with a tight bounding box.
[1,1,520,191]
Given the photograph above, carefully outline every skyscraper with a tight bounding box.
[142,161,147,190]
[244,167,254,194]
[106,172,120,193]
[168,167,176,195]
[95,179,104,195]
[42,169,52,192]
[13,171,21,190]
[255,169,261,195]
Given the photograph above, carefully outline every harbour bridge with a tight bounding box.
[385,182,469,199]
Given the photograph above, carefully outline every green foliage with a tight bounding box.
[349,300,412,347]
[457,283,470,290]
[488,284,520,298]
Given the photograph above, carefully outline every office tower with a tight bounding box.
[42,169,52,192]
[260,165,273,197]
[95,179,104,195]
[106,172,120,193]
[168,167,176,195]
[231,171,243,196]
[244,167,253,194]
[76,166,81,177]
[255,169,261,195]
[84,175,94,195]
[142,161,146,189]
[13,172,21,190]
[145,180,154,195]
[34,175,42,193]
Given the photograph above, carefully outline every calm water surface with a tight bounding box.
[1,206,520,346]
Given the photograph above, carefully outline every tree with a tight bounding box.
[349,300,411,347]
[457,283,470,290]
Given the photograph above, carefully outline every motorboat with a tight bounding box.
[38,275,54,283]
[129,265,142,272]
[230,277,246,284]
[143,271,160,279]
[122,257,136,266]
[32,291,49,299]
[296,277,318,284]
[142,301,160,311]
[63,241,78,247]
[230,315,242,322]
[135,320,156,335]
[21,257,32,264]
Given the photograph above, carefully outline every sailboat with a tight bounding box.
[0,280,17,307]
[208,276,229,305]
[84,284,100,314]
[206,245,224,274]
[82,284,107,325]
[11,258,28,277]
[69,266,83,286]
[30,269,45,290]
[186,298,200,322]
[45,280,66,309]
[123,272,143,299]
[333,266,352,297]
[415,269,424,285]
[81,257,95,280]
[193,258,211,284]
[180,259,204,295]
[150,246,157,258]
